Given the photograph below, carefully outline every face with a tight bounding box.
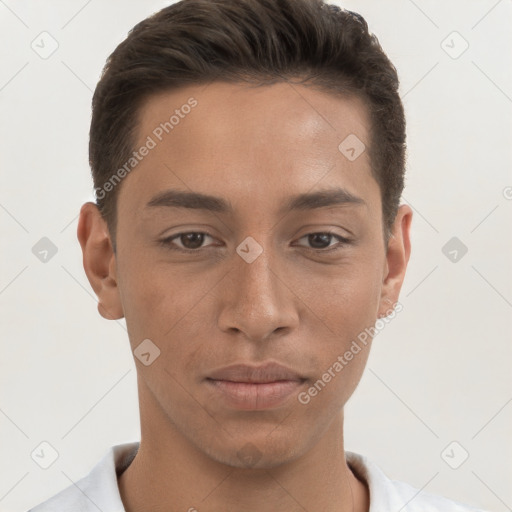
[78,81,411,469]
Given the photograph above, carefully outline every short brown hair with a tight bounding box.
[89,0,406,251]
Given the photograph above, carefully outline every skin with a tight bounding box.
[77,81,412,512]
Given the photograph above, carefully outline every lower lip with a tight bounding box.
[206,379,305,410]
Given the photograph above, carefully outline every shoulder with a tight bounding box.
[27,483,103,512]
[345,451,489,512]
[386,478,487,512]
[26,442,138,512]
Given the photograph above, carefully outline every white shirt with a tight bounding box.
[27,441,487,511]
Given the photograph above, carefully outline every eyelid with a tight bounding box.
[297,232,351,243]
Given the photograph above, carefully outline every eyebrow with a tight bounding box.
[144,187,366,214]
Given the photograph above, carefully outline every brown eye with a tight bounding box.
[295,232,351,252]
[160,232,216,252]
[307,233,333,249]
[178,233,206,249]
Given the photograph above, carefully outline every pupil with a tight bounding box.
[182,233,204,249]
[309,233,331,249]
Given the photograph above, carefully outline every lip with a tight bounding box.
[205,362,306,410]
[206,362,304,383]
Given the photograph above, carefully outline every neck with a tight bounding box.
[118,381,369,512]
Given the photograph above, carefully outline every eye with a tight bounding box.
[295,232,352,252]
[159,231,352,254]
[159,232,217,252]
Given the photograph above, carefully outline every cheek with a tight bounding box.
[293,259,381,403]
[296,256,382,339]
[299,347,371,409]
[118,267,164,345]
[296,271,378,414]
[117,256,220,364]
[117,251,177,349]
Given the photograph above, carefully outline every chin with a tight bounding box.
[199,430,306,470]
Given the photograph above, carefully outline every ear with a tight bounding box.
[377,204,413,318]
[76,202,124,320]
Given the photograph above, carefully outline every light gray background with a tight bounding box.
[1,1,511,511]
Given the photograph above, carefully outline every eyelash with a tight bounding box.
[158,231,352,254]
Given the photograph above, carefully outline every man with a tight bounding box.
[28,0,486,510]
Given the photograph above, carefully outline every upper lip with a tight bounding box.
[206,362,305,383]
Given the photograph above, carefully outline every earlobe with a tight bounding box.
[377,204,413,318]
[77,202,124,320]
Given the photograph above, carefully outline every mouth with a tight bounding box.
[206,361,305,383]
[205,378,306,410]
[204,362,307,410]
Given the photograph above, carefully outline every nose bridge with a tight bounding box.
[218,235,298,340]
[237,243,277,304]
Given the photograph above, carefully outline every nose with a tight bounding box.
[217,243,299,342]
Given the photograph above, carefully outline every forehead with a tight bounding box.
[120,81,378,217]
